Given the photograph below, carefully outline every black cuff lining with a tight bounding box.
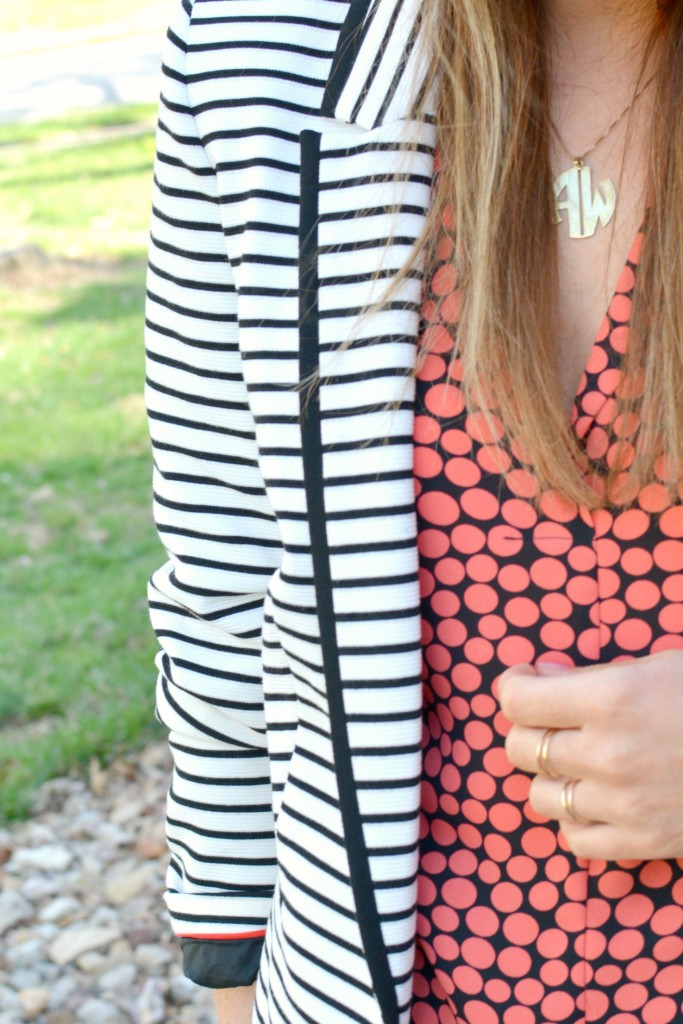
[181,936,264,989]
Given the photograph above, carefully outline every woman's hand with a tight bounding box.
[498,651,683,861]
[212,984,256,1024]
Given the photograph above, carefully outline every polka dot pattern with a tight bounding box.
[411,225,683,1024]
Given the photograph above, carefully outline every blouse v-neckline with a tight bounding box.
[569,226,644,447]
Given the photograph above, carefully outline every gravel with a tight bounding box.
[0,745,216,1024]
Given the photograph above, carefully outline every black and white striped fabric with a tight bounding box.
[144,1,436,1021]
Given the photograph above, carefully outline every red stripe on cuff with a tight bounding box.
[177,930,267,940]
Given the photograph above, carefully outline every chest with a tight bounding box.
[554,204,644,414]
[551,106,651,414]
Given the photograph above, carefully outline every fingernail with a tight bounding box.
[536,662,568,675]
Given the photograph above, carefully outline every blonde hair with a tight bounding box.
[420,0,683,507]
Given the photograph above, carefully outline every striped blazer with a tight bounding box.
[144,1,436,1021]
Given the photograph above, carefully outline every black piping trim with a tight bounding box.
[321,0,372,118]
[297,128,399,1024]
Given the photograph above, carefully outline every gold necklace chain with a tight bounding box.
[551,69,659,167]
[552,71,658,239]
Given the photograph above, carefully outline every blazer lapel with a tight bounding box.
[323,0,430,129]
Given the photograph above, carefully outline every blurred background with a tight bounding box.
[0,0,176,821]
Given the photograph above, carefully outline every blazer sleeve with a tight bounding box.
[144,0,281,987]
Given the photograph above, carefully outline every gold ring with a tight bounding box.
[536,728,561,778]
[560,778,586,824]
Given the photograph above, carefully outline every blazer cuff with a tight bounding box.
[180,935,265,988]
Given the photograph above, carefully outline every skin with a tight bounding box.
[210,2,676,1019]
[212,982,256,1024]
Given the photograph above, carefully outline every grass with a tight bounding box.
[0,104,156,146]
[2,0,163,36]
[0,107,157,259]
[0,104,166,820]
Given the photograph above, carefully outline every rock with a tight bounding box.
[110,799,145,827]
[110,758,136,782]
[88,905,120,927]
[10,972,42,991]
[77,951,107,974]
[20,823,55,846]
[98,963,137,991]
[139,745,171,770]
[134,835,166,861]
[32,922,59,943]
[0,1012,22,1024]
[48,925,120,965]
[45,1014,72,1024]
[88,758,108,798]
[30,778,82,815]
[0,874,22,893]
[67,869,101,897]
[96,822,134,848]
[18,989,49,1021]
[60,788,90,820]
[107,938,133,963]
[133,979,165,1024]
[75,998,120,1023]
[38,896,81,924]
[47,976,76,1010]
[134,944,173,970]
[105,863,154,906]
[63,810,103,842]
[20,876,59,902]
[169,974,199,1006]
[126,926,159,949]
[6,938,44,969]
[0,892,32,936]
[12,845,72,873]
[0,988,20,1012]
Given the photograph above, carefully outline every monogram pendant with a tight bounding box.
[553,159,617,239]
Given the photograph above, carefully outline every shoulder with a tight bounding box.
[182,0,354,69]
[175,1,358,130]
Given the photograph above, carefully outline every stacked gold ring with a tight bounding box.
[560,778,587,824]
[536,727,561,779]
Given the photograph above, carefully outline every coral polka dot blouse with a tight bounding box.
[412,216,683,1024]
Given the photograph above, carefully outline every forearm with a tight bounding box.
[213,984,256,1024]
